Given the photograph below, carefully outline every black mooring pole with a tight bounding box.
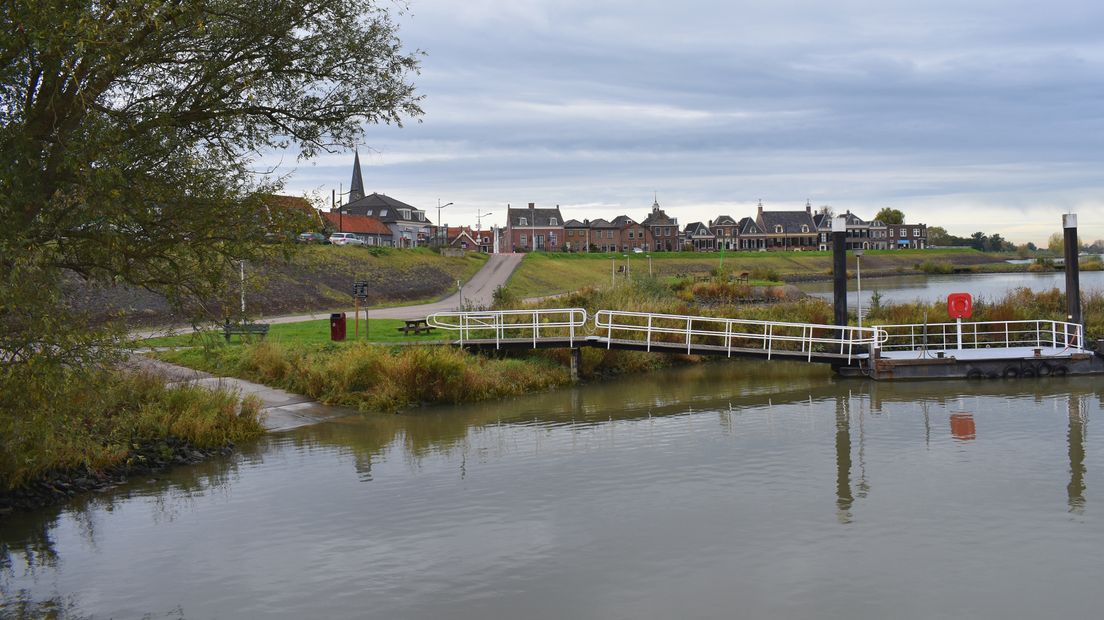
[1063,213,1082,333]
[832,216,848,328]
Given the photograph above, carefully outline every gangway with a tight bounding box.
[426,308,589,349]
[593,309,883,364]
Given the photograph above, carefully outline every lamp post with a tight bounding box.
[647,254,652,276]
[623,254,629,279]
[854,249,864,328]
[476,210,493,231]
[610,256,615,286]
[437,199,453,246]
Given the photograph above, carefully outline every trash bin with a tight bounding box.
[330,312,346,341]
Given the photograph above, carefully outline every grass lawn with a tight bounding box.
[138,317,449,348]
[505,249,1010,298]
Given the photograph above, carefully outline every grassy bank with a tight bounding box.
[0,370,264,490]
[507,249,1010,298]
[140,317,447,348]
[156,342,572,413]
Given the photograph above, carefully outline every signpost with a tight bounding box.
[353,280,370,339]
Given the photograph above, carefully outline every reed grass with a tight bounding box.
[0,370,263,489]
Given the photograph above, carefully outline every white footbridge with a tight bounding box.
[427,308,1100,378]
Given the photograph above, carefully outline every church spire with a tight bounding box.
[348,149,365,204]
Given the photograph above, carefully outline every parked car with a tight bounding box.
[329,232,366,246]
[297,232,329,244]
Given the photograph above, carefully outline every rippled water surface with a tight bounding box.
[4,362,1104,619]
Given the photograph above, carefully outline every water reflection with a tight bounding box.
[4,362,1104,618]
[1069,395,1087,513]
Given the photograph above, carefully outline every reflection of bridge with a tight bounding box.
[427,308,1104,380]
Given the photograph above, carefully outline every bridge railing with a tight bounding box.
[426,308,589,349]
[875,319,1084,352]
[593,310,885,363]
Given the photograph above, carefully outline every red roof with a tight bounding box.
[323,212,391,235]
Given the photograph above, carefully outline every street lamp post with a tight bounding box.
[437,199,453,246]
[476,210,493,231]
[854,249,865,328]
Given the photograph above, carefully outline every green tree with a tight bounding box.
[927,226,950,245]
[1,1,422,410]
[874,207,904,225]
[1048,232,1065,255]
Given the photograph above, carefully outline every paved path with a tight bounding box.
[125,254,525,430]
[129,356,355,432]
[133,253,524,339]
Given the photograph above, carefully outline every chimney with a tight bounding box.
[528,202,535,209]
[806,204,812,215]
[757,204,764,217]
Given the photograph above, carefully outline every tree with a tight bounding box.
[874,207,904,225]
[1,1,422,394]
[927,226,950,246]
[1048,232,1065,256]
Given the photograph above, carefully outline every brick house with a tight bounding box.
[709,215,740,250]
[640,198,679,251]
[754,202,818,251]
[505,203,565,251]
[339,192,431,247]
[683,222,715,251]
[321,211,393,246]
[611,215,650,252]
[886,223,927,249]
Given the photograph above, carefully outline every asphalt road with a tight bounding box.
[133,252,524,338]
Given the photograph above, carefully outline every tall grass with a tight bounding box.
[0,370,263,489]
[159,342,572,413]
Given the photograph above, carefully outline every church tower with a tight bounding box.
[348,149,365,204]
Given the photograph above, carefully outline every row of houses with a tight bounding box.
[503,200,927,253]
[315,154,927,253]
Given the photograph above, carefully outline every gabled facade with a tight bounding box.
[588,218,617,252]
[735,217,767,250]
[709,215,739,250]
[611,215,650,252]
[340,192,431,248]
[563,219,589,252]
[505,203,565,252]
[640,198,679,252]
[754,202,818,251]
[684,222,715,251]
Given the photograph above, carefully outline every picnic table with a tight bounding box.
[397,318,434,336]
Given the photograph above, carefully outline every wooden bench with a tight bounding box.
[736,272,750,284]
[223,321,270,342]
[397,319,434,336]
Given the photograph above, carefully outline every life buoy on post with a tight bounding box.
[948,293,973,319]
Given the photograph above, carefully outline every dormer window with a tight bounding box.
[365,209,374,216]
[801,225,809,233]
[399,209,411,220]
[519,217,528,226]
[380,209,388,217]
[549,217,558,226]
[775,225,783,234]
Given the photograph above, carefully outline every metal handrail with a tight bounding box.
[426,308,589,349]
[875,319,1084,351]
[593,310,885,363]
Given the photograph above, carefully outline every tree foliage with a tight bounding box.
[0,0,422,414]
[873,207,904,225]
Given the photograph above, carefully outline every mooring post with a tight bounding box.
[1063,214,1082,337]
[569,347,582,382]
[832,215,849,330]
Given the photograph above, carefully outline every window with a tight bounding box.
[775,225,783,234]
[399,209,411,220]
[801,225,809,233]
[914,228,920,237]
[607,230,613,239]
[888,228,895,237]
[536,234,545,249]
[520,234,527,246]
[549,217,558,226]
[628,231,634,239]
[365,209,374,216]
[519,217,528,226]
[380,209,388,217]
[549,233,557,246]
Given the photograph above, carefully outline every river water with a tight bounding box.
[797,270,1104,310]
[4,362,1104,619]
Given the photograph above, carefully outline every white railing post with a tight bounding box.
[686,317,693,354]
[647,314,653,352]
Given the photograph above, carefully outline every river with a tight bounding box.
[797,270,1104,309]
[4,361,1104,619]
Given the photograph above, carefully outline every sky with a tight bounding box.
[275,0,1104,245]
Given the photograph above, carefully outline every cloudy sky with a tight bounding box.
[278,0,1104,244]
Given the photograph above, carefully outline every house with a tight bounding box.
[505,203,565,251]
[611,215,650,252]
[735,216,767,250]
[754,201,818,251]
[340,193,431,247]
[447,226,479,251]
[683,222,715,251]
[322,211,392,246]
[564,219,590,252]
[640,198,679,251]
[813,209,882,251]
[587,218,617,252]
[709,215,740,250]
[886,223,928,249]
